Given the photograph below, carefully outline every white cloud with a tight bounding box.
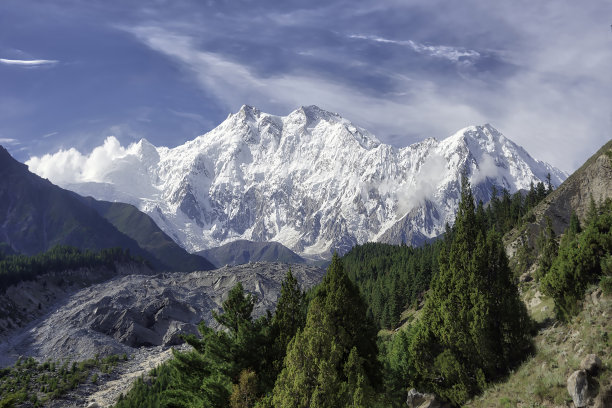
[0,58,58,66]
[349,34,480,63]
[26,136,135,186]
[470,153,499,185]
[397,152,447,215]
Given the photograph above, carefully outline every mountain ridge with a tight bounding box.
[26,106,567,257]
[198,240,306,268]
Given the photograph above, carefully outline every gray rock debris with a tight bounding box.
[0,262,324,366]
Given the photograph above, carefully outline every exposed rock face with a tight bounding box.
[580,354,603,376]
[0,262,324,367]
[506,141,612,255]
[567,369,589,407]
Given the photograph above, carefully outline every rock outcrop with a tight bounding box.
[505,140,612,256]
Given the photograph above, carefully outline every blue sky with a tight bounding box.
[1,0,610,172]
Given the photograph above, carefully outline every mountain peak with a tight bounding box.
[30,109,567,257]
[238,104,260,116]
[298,105,340,121]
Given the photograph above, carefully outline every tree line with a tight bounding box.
[0,245,145,292]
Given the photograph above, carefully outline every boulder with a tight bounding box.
[580,354,602,376]
[406,388,451,408]
[567,370,589,407]
[406,389,428,407]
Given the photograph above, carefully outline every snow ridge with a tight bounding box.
[29,106,567,258]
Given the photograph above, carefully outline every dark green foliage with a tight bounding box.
[271,254,380,407]
[511,236,536,277]
[601,255,612,295]
[0,245,143,292]
[213,282,256,334]
[409,178,532,405]
[0,355,120,406]
[486,182,549,235]
[379,326,420,406]
[541,199,612,321]
[342,242,442,329]
[342,180,552,332]
[268,270,307,376]
[535,217,559,280]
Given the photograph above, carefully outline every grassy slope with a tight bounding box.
[465,283,611,407]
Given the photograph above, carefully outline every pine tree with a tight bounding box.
[271,269,306,366]
[410,177,532,404]
[271,254,379,407]
[213,282,256,334]
[535,217,558,280]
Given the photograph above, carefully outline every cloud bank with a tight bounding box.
[26,136,134,186]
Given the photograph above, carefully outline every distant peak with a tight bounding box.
[297,105,340,122]
[449,123,505,142]
[238,105,261,117]
[239,104,259,113]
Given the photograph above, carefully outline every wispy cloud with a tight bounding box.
[123,26,485,142]
[42,131,59,138]
[349,34,480,63]
[0,58,58,66]
[0,138,20,145]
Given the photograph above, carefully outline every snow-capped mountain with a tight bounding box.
[28,105,567,258]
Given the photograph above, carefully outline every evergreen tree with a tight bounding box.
[546,172,553,193]
[410,177,532,404]
[541,199,612,321]
[271,269,306,367]
[271,254,379,407]
[258,269,308,391]
[535,217,558,280]
[213,282,256,334]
